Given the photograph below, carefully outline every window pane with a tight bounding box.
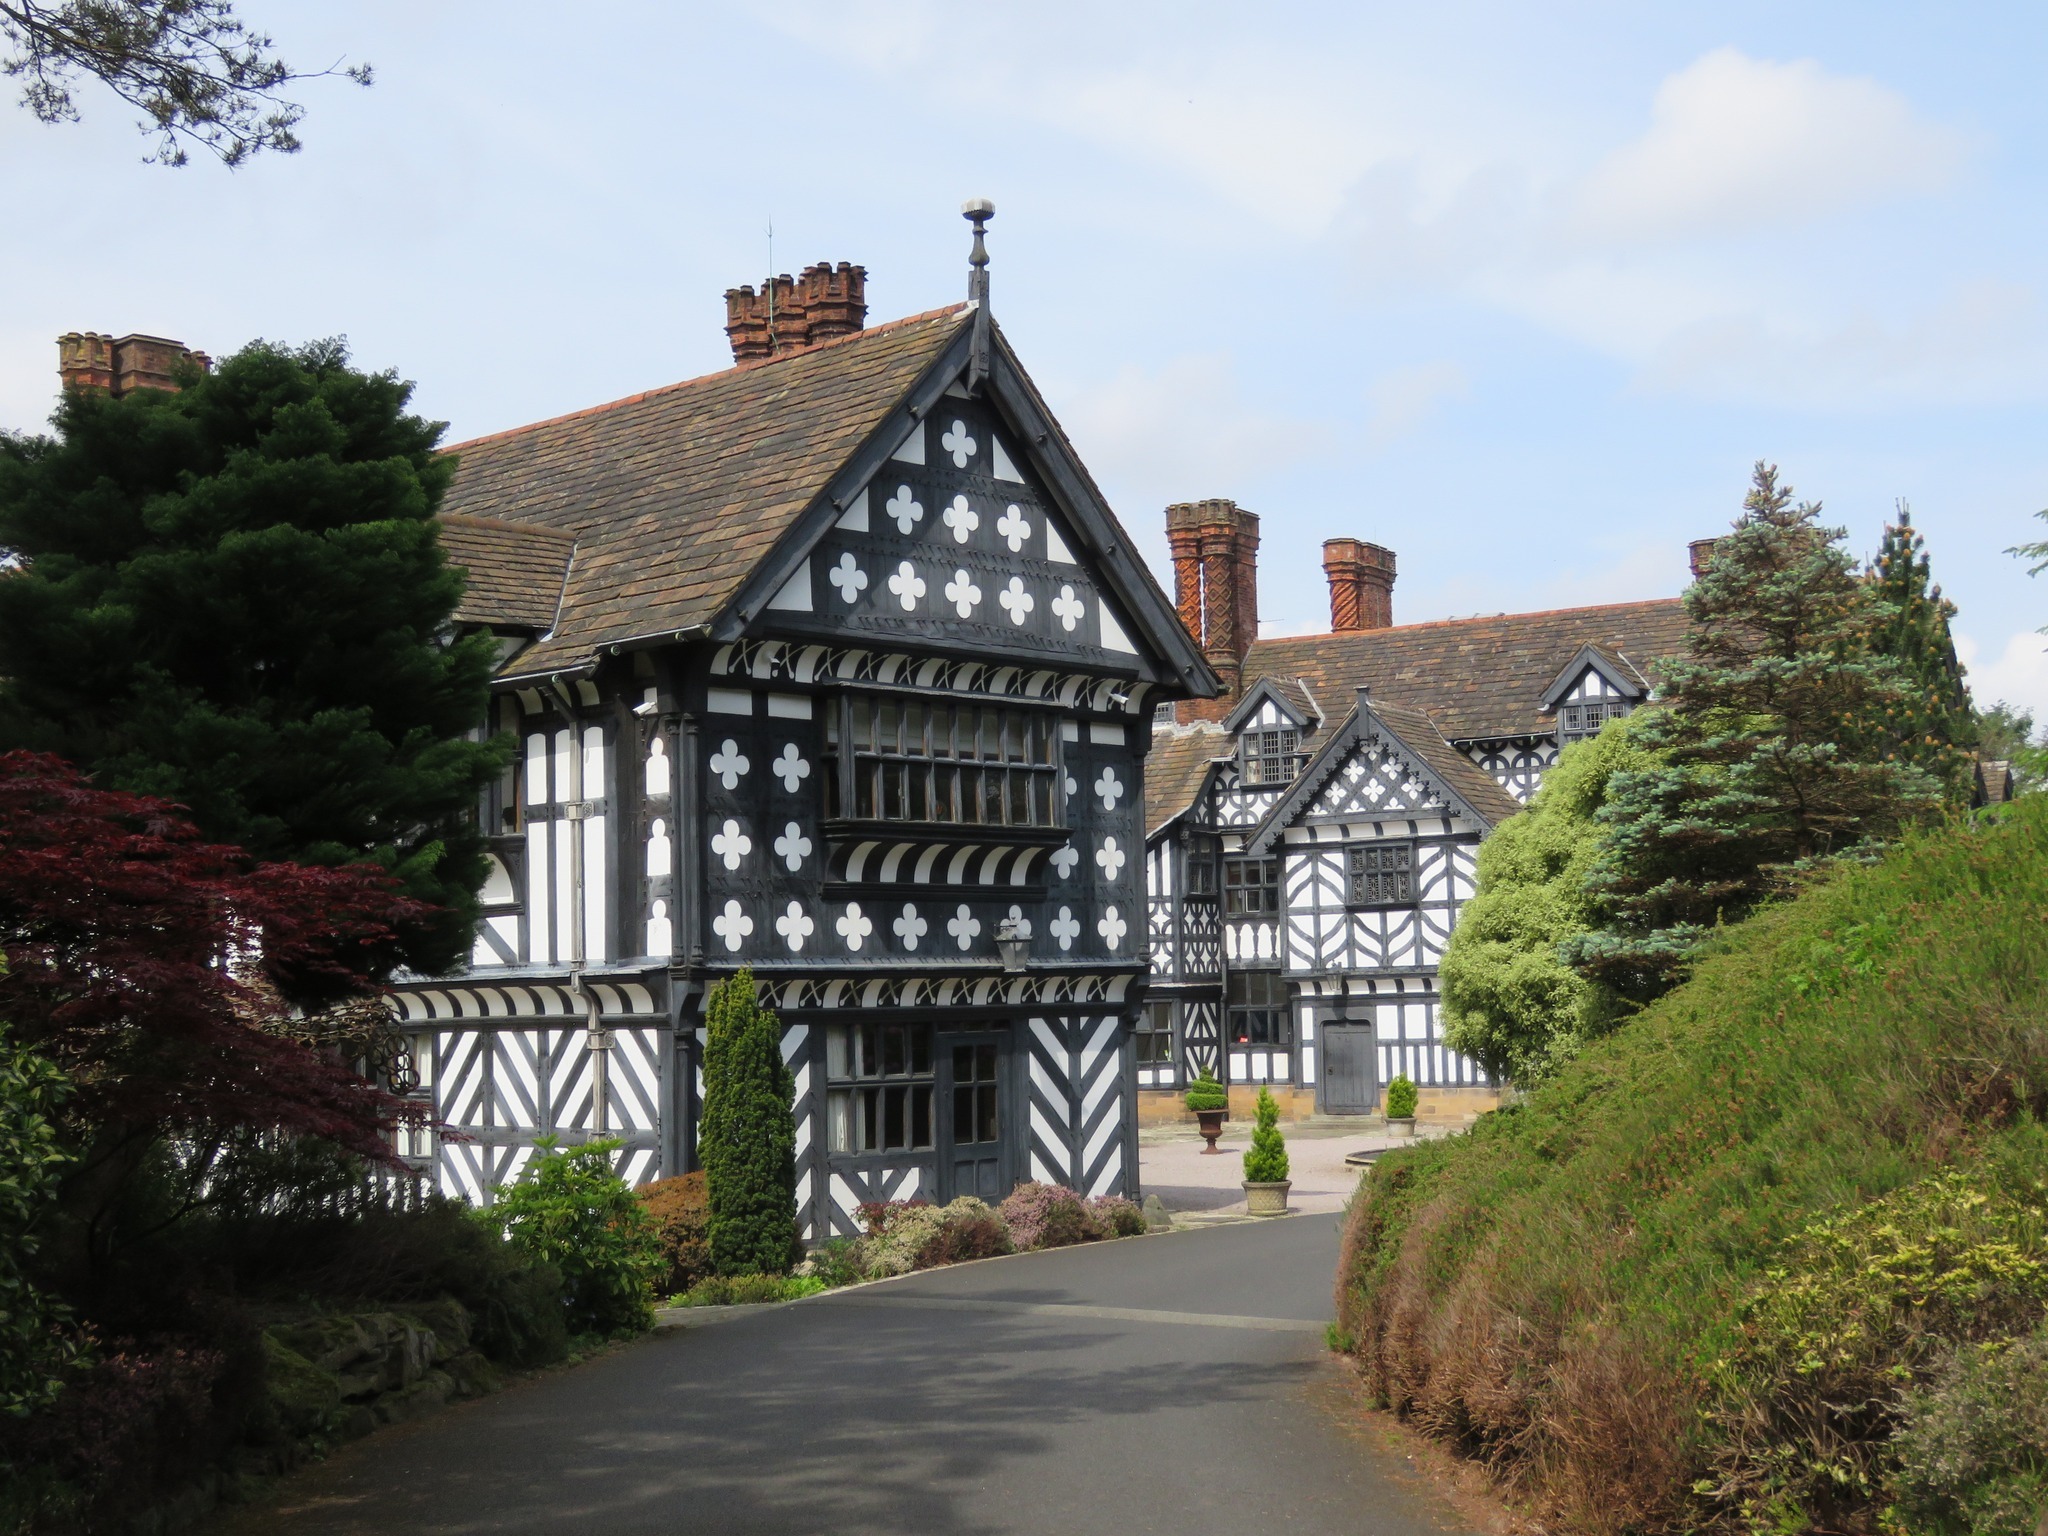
[912,1085,933,1148]
[912,1027,932,1076]
[953,1044,973,1082]
[905,701,927,755]
[976,1085,998,1143]
[883,1086,906,1149]
[975,1041,996,1079]
[882,1025,907,1077]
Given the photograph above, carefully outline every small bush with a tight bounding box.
[675,1273,825,1306]
[1243,1086,1290,1183]
[1383,1074,1418,1119]
[802,1237,866,1289]
[482,1136,662,1337]
[1089,1195,1147,1237]
[1890,1325,2048,1536]
[860,1202,951,1277]
[1184,1073,1227,1112]
[636,1172,712,1295]
[917,1197,1015,1266]
[998,1182,1099,1250]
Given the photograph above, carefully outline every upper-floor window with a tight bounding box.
[824,695,1059,827]
[1558,699,1629,745]
[1224,855,1281,916]
[1242,727,1302,786]
[1186,851,1218,897]
[1348,842,1414,906]
[1137,1000,1174,1066]
[1229,969,1290,1046]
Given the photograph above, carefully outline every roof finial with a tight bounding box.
[962,198,994,393]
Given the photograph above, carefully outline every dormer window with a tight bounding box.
[1558,699,1629,744]
[1243,727,1302,786]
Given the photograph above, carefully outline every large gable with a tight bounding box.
[1243,599,1688,744]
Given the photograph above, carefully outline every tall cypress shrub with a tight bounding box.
[700,970,798,1276]
[1869,504,1975,791]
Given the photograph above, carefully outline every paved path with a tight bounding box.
[211,1216,1466,1536]
[1141,1120,1400,1218]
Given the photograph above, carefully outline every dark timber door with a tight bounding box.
[939,1033,1006,1201]
[1322,1025,1377,1115]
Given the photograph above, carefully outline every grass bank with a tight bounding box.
[1335,796,2048,1536]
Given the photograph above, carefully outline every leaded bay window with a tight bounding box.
[1558,699,1629,744]
[826,1023,935,1154]
[1136,1000,1173,1065]
[1243,727,1302,785]
[1229,970,1290,1046]
[1348,842,1414,906]
[1224,855,1281,916]
[824,695,1060,827]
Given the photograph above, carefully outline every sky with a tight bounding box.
[4,2,2047,719]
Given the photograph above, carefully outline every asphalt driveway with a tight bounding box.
[210,1215,1465,1536]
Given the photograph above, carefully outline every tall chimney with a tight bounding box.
[1166,498,1259,719]
[724,262,868,364]
[1688,538,1718,579]
[793,261,867,345]
[1322,539,1397,632]
[59,332,209,396]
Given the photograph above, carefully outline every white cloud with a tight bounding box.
[1050,352,1328,499]
[1365,360,1468,448]
[1574,48,1969,243]
[1957,629,2048,722]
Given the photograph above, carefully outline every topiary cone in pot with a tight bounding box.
[1241,1087,1291,1215]
[1184,1072,1228,1153]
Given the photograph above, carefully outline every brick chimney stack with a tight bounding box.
[1166,499,1259,719]
[1688,538,1718,579]
[1322,538,1397,632]
[724,262,868,363]
[58,332,210,396]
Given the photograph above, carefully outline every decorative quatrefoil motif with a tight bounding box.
[1097,905,1127,951]
[772,821,811,872]
[775,901,814,952]
[1095,836,1126,880]
[836,903,874,952]
[942,494,979,544]
[1050,585,1084,632]
[710,818,751,871]
[947,904,982,951]
[1049,906,1080,951]
[1094,767,1124,811]
[772,743,810,793]
[885,485,923,535]
[944,569,982,618]
[708,739,749,790]
[712,899,752,952]
[940,419,977,468]
[828,552,868,604]
[893,903,927,952]
[995,505,1030,552]
[998,577,1035,624]
[887,561,926,612]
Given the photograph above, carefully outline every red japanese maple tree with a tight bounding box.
[0,751,422,1157]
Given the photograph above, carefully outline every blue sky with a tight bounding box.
[5,2,2047,717]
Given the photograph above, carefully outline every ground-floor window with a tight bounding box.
[1228,970,1290,1046]
[826,1023,935,1153]
[1136,1000,1173,1065]
[951,1040,1000,1145]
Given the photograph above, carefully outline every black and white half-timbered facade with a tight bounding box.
[397,241,1217,1229]
[1139,501,1692,1120]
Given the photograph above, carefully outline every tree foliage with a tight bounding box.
[0,339,504,975]
[0,1023,77,1416]
[699,971,797,1277]
[1242,1086,1289,1184]
[483,1137,659,1337]
[1868,502,1975,784]
[0,0,368,166]
[1565,464,1954,1005]
[1440,718,1650,1086]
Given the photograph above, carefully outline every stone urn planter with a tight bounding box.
[1194,1107,1228,1154]
[1243,1179,1292,1216]
[1387,1116,1417,1137]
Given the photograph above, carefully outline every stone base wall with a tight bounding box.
[1136,1084,1500,1125]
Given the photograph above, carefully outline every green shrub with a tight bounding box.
[636,1171,711,1295]
[998,1182,1099,1249]
[1889,1324,2048,1536]
[483,1136,660,1337]
[1335,795,2048,1535]
[674,1273,825,1306]
[1089,1196,1148,1237]
[803,1237,866,1289]
[1184,1073,1227,1112]
[0,1024,79,1416]
[1242,1087,1290,1183]
[1382,1075,1418,1119]
[700,971,799,1276]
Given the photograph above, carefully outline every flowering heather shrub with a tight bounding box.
[998,1182,1099,1250]
[860,1203,952,1277]
[1089,1196,1147,1238]
[916,1197,1014,1267]
[856,1198,931,1236]
[1890,1323,2048,1536]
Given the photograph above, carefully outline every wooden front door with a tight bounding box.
[938,1033,1007,1202]
[1321,1024,1377,1115]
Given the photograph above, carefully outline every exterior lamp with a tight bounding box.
[995,917,1030,973]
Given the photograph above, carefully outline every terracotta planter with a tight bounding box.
[1193,1107,1228,1153]
[1387,1116,1417,1137]
[1243,1180,1291,1216]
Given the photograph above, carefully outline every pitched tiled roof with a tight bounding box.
[439,307,969,677]
[1145,721,1230,838]
[1245,599,1689,743]
[438,513,577,631]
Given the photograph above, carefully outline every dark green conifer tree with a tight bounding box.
[1564,464,1949,1005]
[1869,503,1975,789]
[0,338,503,974]
[700,970,798,1276]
